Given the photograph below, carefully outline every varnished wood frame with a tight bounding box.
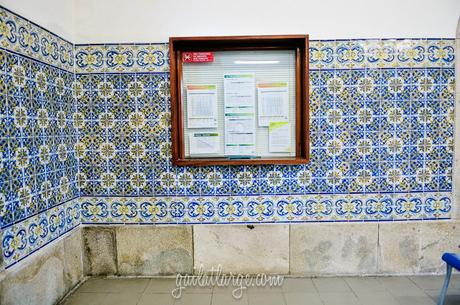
[169,35,309,166]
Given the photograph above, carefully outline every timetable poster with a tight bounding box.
[223,73,256,156]
[257,82,289,127]
[186,84,218,129]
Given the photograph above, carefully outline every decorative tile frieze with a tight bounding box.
[79,192,451,224]
[73,39,455,74]
[74,44,169,73]
[0,6,74,71]
[1,198,80,268]
[309,39,455,69]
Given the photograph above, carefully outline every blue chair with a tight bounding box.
[438,253,460,305]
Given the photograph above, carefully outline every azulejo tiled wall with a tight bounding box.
[0,4,456,270]
[0,6,80,269]
[74,39,454,224]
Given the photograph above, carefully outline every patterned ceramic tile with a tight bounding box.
[0,6,79,270]
[74,66,454,199]
[0,49,80,229]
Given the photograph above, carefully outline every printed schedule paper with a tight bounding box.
[186,85,218,129]
[224,114,256,155]
[223,73,256,156]
[223,73,255,108]
[257,82,289,127]
[269,121,291,152]
[189,132,220,155]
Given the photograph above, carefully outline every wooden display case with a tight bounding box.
[169,35,309,166]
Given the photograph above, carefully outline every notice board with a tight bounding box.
[169,35,309,166]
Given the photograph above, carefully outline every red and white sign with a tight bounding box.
[182,52,214,63]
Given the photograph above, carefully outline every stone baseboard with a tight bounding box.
[81,221,460,277]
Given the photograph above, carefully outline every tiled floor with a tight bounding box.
[61,276,460,305]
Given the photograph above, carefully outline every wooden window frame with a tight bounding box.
[169,35,309,166]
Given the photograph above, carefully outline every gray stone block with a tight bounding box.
[116,226,193,275]
[378,222,421,274]
[64,227,84,287]
[420,221,460,273]
[290,223,378,276]
[83,226,117,275]
[194,224,289,274]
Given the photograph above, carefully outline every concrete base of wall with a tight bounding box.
[81,221,460,277]
[0,228,84,305]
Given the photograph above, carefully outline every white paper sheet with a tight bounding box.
[257,82,289,127]
[223,73,256,156]
[223,73,255,108]
[189,132,220,155]
[269,121,291,153]
[186,84,218,128]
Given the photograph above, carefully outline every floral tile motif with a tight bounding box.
[0,6,74,71]
[0,6,79,270]
[0,49,80,230]
[75,66,454,198]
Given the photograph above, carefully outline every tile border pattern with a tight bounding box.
[309,39,455,69]
[1,198,80,269]
[79,192,452,225]
[0,6,74,71]
[74,44,169,73]
[73,39,455,73]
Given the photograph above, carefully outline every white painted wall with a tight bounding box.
[73,0,460,43]
[0,0,75,42]
[1,0,459,43]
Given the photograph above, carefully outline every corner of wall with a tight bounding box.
[454,18,460,219]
